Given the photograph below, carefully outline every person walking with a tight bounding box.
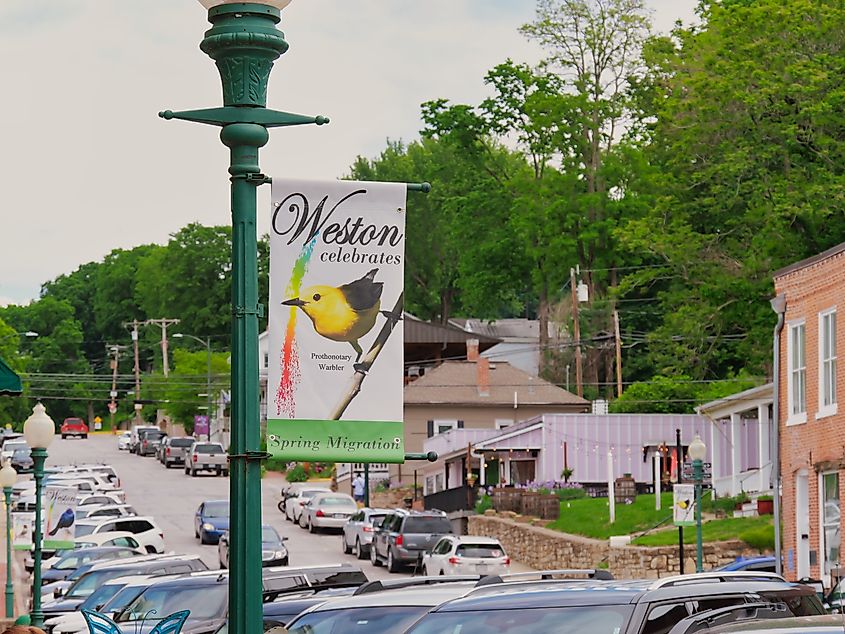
[352,472,366,505]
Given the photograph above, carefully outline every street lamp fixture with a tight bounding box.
[0,461,17,618]
[160,3,328,632]
[688,434,707,573]
[22,402,55,628]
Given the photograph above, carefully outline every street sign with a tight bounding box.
[682,461,712,481]
[673,484,696,526]
[108,403,117,414]
[110,390,118,398]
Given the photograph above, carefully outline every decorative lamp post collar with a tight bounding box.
[199,0,292,9]
[23,402,55,450]
[0,462,16,489]
[688,435,706,462]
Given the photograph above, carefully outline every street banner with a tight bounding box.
[673,484,696,526]
[194,415,209,438]
[267,178,406,463]
[12,512,35,551]
[44,487,78,549]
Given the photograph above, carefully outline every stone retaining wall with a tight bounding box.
[469,513,762,578]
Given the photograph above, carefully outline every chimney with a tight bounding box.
[477,357,490,397]
[466,338,480,362]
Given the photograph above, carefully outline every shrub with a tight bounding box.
[556,487,587,501]
[756,495,773,502]
[474,494,492,515]
[265,457,287,473]
[375,479,391,493]
[286,464,308,483]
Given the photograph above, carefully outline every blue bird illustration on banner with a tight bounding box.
[48,508,75,536]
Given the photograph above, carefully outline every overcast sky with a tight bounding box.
[0,0,697,306]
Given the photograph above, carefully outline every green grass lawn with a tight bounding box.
[545,493,774,550]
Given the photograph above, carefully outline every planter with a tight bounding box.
[757,499,774,515]
[520,491,540,516]
[539,494,560,520]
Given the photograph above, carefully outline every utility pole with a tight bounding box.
[107,344,127,433]
[613,309,623,397]
[145,318,181,377]
[570,267,583,398]
[123,320,143,422]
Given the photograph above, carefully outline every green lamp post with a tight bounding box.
[160,2,327,632]
[22,402,55,628]
[0,460,17,618]
[688,434,707,573]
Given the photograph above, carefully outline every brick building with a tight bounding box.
[775,241,844,586]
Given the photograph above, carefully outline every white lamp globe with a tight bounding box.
[198,0,292,9]
[0,461,16,489]
[688,434,707,462]
[23,402,56,449]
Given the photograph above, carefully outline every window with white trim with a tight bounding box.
[434,420,458,435]
[820,310,837,414]
[788,322,806,422]
[495,419,513,430]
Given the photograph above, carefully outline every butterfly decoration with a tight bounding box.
[82,608,191,634]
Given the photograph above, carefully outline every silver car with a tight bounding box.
[299,492,357,533]
[342,508,390,559]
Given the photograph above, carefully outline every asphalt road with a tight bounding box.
[45,434,405,580]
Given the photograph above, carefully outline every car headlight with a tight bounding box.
[273,550,286,559]
[202,523,215,531]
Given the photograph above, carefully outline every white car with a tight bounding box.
[421,535,510,577]
[2,439,28,462]
[30,531,144,572]
[299,492,357,533]
[117,431,131,451]
[285,487,331,524]
[73,517,165,554]
[78,493,124,507]
[75,504,136,521]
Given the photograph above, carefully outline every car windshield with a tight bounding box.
[75,524,96,537]
[196,444,222,452]
[67,569,125,598]
[80,582,125,611]
[262,527,281,544]
[317,497,354,507]
[118,585,228,622]
[103,585,147,613]
[455,544,505,558]
[369,514,386,526]
[287,606,432,634]
[54,552,96,571]
[301,490,323,499]
[403,518,452,533]
[406,606,635,634]
[171,438,194,447]
[204,502,229,518]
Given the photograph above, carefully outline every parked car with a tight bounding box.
[285,487,331,524]
[41,547,140,585]
[29,532,143,573]
[75,504,136,521]
[404,572,825,634]
[128,425,159,454]
[421,536,510,577]
[219,524,288,568]
[195,499,229,544]
[10,447,33,472]
[159,436,195,467]
[77,493,124,507]
[285,579,480,634]
[117,431,131,451]
[370,509,454,572]
[138,429,167,457]
[60,418,89,439]
[342,507,390,559]
[299,492,358,533]
[706,614,845,633]
[715,556,778,574]
[185,441,228,477]
[73,516,165,554]
[1,439,28,462]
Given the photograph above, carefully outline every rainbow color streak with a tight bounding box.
[275,236,318,417]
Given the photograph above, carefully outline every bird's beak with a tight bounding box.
[282,298,306,307]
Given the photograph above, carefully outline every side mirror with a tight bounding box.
[281,536,289,542]
[54,588,63,599]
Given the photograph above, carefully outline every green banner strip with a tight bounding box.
[43,539,75,550]
[267,419,405,463]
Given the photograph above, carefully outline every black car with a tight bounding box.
[10,447,33,472]
[219,525,288,568]
[403,572,826,634]
[138,430,167,457]
[40,547,140,585]
[370,510,454,572]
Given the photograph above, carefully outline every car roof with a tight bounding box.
[59,546,135,556]
[76,516,155,527]
[452,536,503,545]
[305,582,478,612]
[200,499,229,506]
[711,615,845,632]
[84,553,201,572]
[717,556,777,570]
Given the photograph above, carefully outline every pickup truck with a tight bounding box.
[185,442,228,477]
[160,436,195,468]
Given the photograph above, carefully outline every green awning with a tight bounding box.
[0,357,22,395]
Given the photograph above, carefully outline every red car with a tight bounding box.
[60,417,88,439]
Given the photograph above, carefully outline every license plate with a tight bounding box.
[333,513,347,519]
[476,565,488,574]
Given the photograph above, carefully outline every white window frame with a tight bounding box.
[818,470,840,586]
[433,420,458,435]
[495,419,513,430]
[818,309,838,419]
[787,320,807,425]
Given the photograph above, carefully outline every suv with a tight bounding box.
[138,429,167,457]
[370,510,454,572]
[159,436,195,468]
[74,516,165,554]
[129,425,159,454]
[404,572,826,634]
[185,442,228,477]
[60,418,89,439]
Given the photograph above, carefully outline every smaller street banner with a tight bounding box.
[673,484,696,527]
[194,415,209,438]
[267,178,407,463]
[44,487,78,549]
[12,512,35,551]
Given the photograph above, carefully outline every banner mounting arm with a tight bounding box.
[262,178,431,193]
